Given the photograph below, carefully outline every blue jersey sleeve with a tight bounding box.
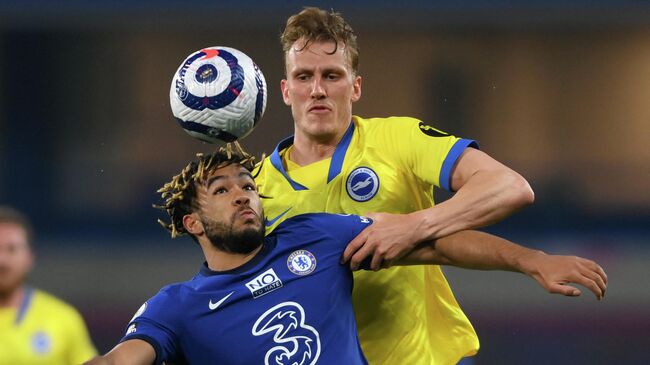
[119,288,182,364]
[324,214,373,246]
[312,213,374,269]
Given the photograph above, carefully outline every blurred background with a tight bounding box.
[1,0,649,363]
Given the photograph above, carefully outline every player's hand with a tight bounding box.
[342,212,421,271]
[518,251,608,300]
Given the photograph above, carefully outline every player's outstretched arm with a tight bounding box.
[422,148,535,238]
[83,339,156,365]
[397,230,608,300]
[342,148,533,269]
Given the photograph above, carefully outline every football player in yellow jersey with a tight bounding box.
[253,7,603,365]
[0,206,96,365]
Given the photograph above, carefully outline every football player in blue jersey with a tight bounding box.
[84,143,606,365]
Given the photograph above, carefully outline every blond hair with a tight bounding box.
[281,7,359,74]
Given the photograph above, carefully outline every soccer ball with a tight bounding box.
[170,46,267,143]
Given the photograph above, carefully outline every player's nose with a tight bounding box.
[310,78,326,99]
[233,192,250,206]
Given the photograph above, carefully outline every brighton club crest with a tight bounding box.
[346,167,379,202]
[287,250,317,276]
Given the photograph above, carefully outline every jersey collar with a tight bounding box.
[270,121,356,191]
[199,236,277,276]
[15,286,34,325]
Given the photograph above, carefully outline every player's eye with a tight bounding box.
[326,73,339,80]
[214,187,227,195]
[296,74,310,81]
[243,183,256,191]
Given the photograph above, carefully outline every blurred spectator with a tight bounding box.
[0,206,96,365]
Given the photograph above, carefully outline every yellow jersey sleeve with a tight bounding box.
[365,116,478,191]
[61,303,97,364]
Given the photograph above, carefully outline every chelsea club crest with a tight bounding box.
[346,167,379,202]
[287,250,317,276]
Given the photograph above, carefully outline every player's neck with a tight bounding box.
[202,244,264,272]
[0,285,24,308]
[290,130,344,166]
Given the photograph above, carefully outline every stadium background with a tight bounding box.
[0,1,648,363]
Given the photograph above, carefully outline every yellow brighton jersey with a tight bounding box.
[255,116,479,365]
[0,287,96,365]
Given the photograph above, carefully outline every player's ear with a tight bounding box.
[280,79,291,106]
[183,213,204,236]
[351,75,362,102]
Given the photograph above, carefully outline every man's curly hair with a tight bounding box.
[155,142,258,239]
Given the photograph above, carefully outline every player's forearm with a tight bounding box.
[83,353,152,365]
[401,230,543,273]
[83,340,155,365]
[400,230,608,300]
[83,356,114,365]
[414,169,534,241]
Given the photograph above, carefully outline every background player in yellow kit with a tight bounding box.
[255,7,540,365]
[0,206,96,365]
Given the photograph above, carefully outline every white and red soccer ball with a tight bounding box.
[170,46,267,143]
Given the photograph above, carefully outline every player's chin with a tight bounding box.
[235,218,262,231]
[232,223,265,245]
[0,278,21,295]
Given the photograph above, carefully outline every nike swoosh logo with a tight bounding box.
[265,207,292,227]
[209,292,234,311]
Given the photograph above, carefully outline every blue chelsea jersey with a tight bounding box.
[121,213,373,365]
